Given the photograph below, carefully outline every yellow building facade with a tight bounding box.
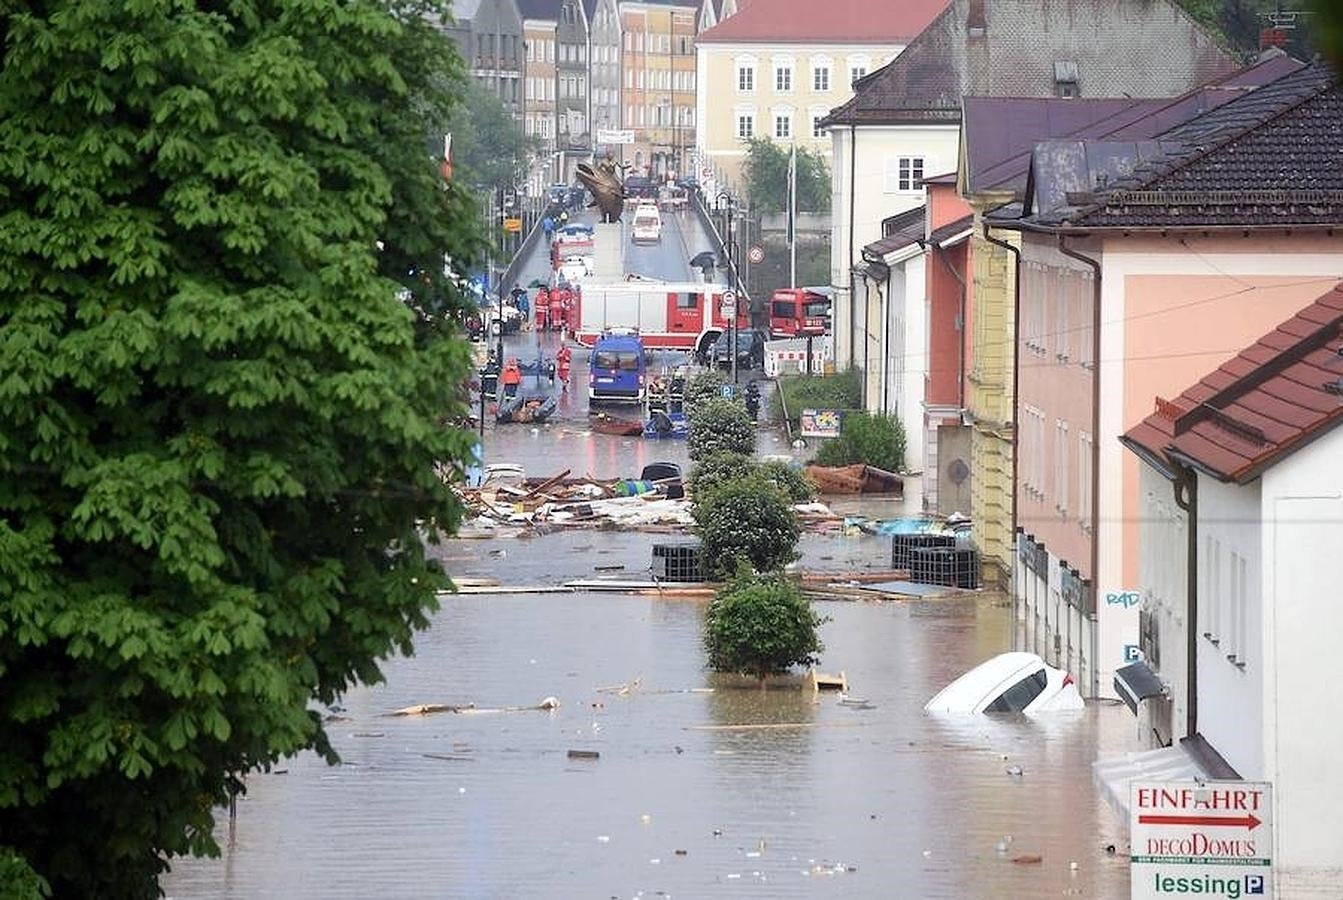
[966,204,1018,589]
[619,2,697,176]
[693,38,896,192]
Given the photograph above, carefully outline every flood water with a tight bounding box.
[163,502,1142,900]
[161,210,1144,898]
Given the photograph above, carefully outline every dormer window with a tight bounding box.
[1054,61,1079,99]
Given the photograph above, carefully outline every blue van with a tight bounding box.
[588,332,647,403]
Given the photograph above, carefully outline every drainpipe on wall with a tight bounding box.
[861,247,892,414]
[983,224,1021,541]
[1172,463,1198,739]
[847,124,857,372]
[1057,234,1102,693]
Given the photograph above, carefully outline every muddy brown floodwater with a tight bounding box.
[163,528,1143,899]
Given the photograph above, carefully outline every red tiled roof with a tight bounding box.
[696,0,949,43]
[1124,283,1343,483]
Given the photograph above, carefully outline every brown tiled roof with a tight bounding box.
[1123,283,1343,484]
[822,0,1238,128]
[962,50,1304,197]
[930,213,973,245]
[1012,65,1343,229]
[696,0,947,43]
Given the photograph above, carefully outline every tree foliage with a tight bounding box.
[684,369,728,409]
[692,474,799,578]
[704,573,827,679]
[689,451,754,499]
[433,74,538,191]
[0,2,481,895]
[687,397,756,460]
[741,137,831,215]
[814,412,907,473]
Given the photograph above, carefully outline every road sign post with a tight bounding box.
[748,245,765,265]
[1130,781,1273,900]
[722,289,738,385]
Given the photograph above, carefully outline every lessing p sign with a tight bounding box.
[1130,781,1272,900]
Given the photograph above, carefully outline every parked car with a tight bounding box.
[711,328,766,369]
[924,652,1085,714]
[631,204,663,244]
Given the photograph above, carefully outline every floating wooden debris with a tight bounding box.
[808,667,849,693]
[567,749,601,760]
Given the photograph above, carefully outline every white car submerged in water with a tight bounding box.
[925,652,1085,714]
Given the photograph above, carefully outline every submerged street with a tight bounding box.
[162,206,1147,899]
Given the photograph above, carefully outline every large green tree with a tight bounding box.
[0,2,481,896]
[740,137,830,215]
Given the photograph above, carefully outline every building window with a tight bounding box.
[812,114,826,138]
[737,113,754,139]
[1022,405,1047,498]
[813,65,829,92]
[850,65,867,83]
[1077,431,1093,529]
[774,112,791,139]
[1205,536,1222,644]
[1055,275,1071,361]
[775,64,792,92]
[884,156,924,192]
[1054,419,1069,516]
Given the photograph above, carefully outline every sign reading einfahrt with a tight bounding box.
[1130,780,1272,900]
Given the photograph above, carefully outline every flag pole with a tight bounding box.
[788,142,797,289]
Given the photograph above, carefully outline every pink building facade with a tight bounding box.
[1010,231,1343,698]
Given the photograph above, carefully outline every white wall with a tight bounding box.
[893,253,926,470]
[829,124,959,370]
[1195,474,1263,779]
[1137,461,1187,745]
[1093,240,1343,699]
[1260,428,1343,890]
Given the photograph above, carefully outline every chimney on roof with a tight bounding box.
[967,0,986,38]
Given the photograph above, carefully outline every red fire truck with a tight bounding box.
[574,282,749,356]
[768,287,831,338]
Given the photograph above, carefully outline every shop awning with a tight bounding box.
[1114,660,1165,714]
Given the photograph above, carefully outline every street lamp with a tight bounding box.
[715,189,739,385]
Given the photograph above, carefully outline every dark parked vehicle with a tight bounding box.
[711,329,766,370]
[623,175,655,201]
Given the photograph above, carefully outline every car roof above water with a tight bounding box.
[924,652,1047,712]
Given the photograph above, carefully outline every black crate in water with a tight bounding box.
[909,547,980,590]
[652,543,702,582]
[891,533,956,570]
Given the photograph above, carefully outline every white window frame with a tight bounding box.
[884,156,924,193]
[812,60,830,92]
[1054,419,1069,516]
[774,62,793,93]
[1077,431,1093,530]
[736,109,755,139]
[811,111,826,139]
[848,54,870,84]
[774,111,792,139]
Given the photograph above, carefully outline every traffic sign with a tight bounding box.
[721,289,737,317]
[1130,781,1272,900]
[747,245,765,264]
[720,384,735,399]
[503,218,523,233]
